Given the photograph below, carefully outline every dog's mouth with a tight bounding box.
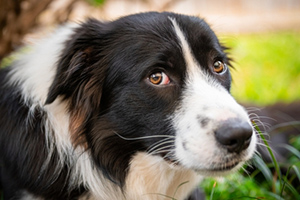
[162,152,241,173]
[193,160,242,174]
[208,161,240,172]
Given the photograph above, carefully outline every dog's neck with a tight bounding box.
[123,152,202,200]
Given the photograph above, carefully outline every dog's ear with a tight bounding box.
[45,19,107,144]
[46,19,106,105]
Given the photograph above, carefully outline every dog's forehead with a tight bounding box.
[119,13,218,44]
[112,13,221,69]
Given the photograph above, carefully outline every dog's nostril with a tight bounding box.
[215,119,253,154]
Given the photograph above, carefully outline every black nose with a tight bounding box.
[215,118,253,154]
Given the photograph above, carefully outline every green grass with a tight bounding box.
[201,173,280,200]
[221,31,300,105]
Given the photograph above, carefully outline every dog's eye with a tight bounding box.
[213,61,227,74]
[149,72,170,85]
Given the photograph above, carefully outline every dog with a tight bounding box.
[0,12,256,200]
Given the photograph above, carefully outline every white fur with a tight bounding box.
[9,24,77,104]
[169,18,256,175]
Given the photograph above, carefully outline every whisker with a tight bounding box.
[268,121,300,132]
[249,111,277,133]
[248,112,260,119]
[149,149,170,156]
[253,126,271,139]
[255,142,271,148]
[251,118,271,132]
[114,131,175,141]
[147,137,172,150]
[247,107,277,124]
[147,139,174,154]
[251,117,272,127]
[149,144,175,153]
[241,166,251,177]
[244,160,254,170]
[258,132,271,138]
[148,145,175,156]
[255,141,280,160]
[252,115,276,122]
[245,106,262,112]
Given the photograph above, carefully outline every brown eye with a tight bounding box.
[149,72,170,85]
[213,61,227,74]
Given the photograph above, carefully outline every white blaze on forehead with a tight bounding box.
[168,16,247,120]
[168,17,199,75]
[168,17,220,88]
[168,17,256,173]
[168,16,228,103]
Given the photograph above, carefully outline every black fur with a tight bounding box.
[0,68,86,199]
[0,12,232,199]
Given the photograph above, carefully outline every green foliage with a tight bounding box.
[0,46,30,68]
[221,32,300,105]
[201,174,279,200]
[0,53,17,68]
[200,127,300,200]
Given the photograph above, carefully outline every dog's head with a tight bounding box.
[46,12,256,186]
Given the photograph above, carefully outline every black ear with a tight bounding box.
[46,19,107,106]
[45,19,108,143]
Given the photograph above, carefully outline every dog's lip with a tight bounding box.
[162,153,241,172]
[205,161,240,172]
[190,160,241,173]
[164,157,240,172]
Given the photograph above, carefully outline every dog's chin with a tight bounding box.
[193,161,244,177]
[163,155,244,176]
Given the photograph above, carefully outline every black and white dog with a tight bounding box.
[0,12,256,200]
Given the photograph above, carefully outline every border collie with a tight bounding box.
[0,12,256,200]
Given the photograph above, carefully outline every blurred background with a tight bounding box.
[1,0,300,199]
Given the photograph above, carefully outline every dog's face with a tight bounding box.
[46,12,256,186]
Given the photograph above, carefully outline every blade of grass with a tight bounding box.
[172,181,189,199]
[281,165,291,197]
[276,144,300,160]
[281,177,300,199]
[253,122,283,194]
[291,165,300,182]
[264,191,285,200]
[251,153,273,183]
[228,196,267,199]
[146,193,175,200]
[209,181,217,200]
